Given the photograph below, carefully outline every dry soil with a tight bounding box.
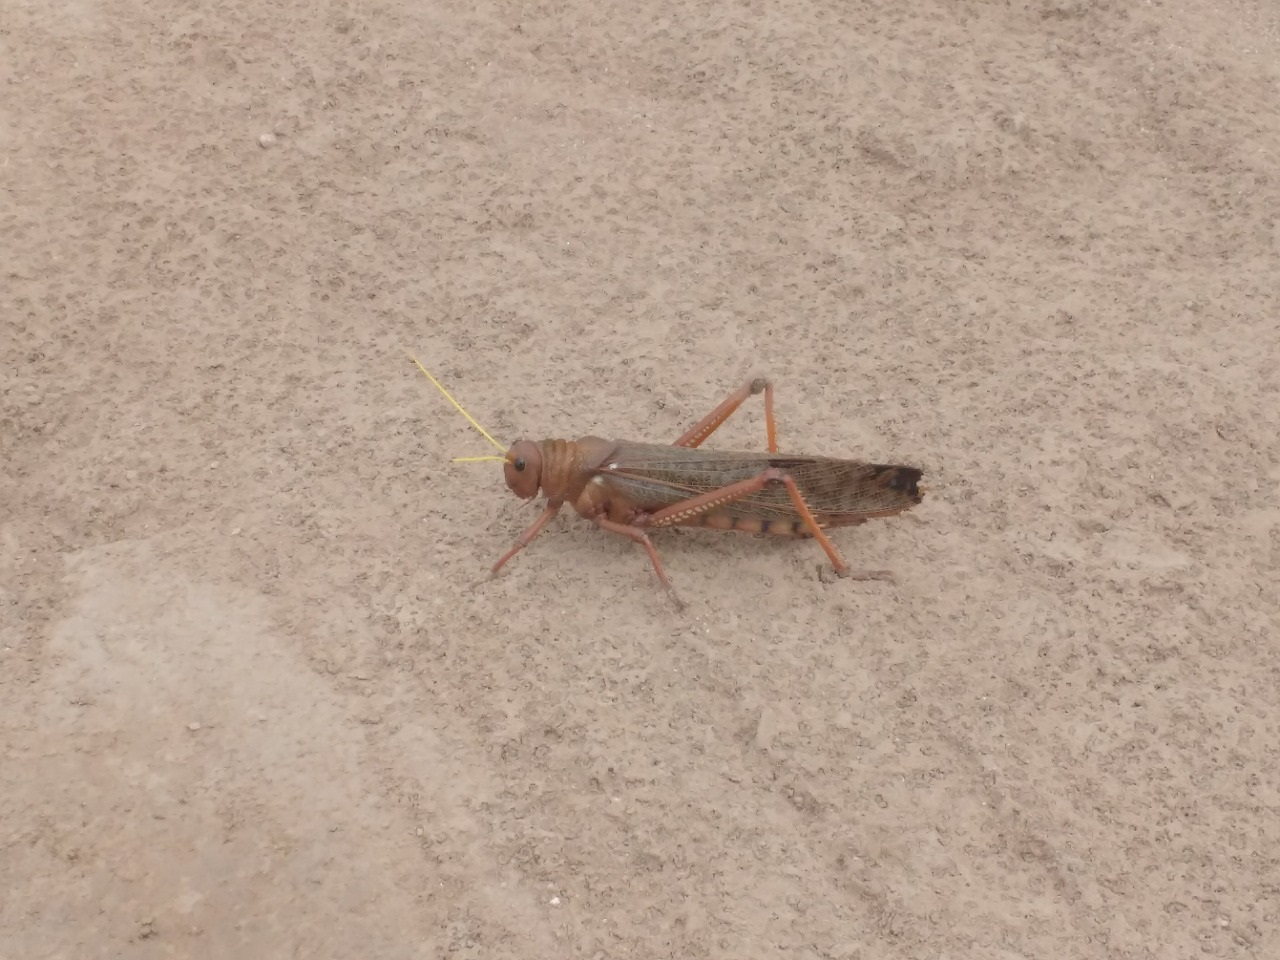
[4,0,1280,958]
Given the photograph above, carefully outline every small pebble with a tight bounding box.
[187,721,202,731]
[258,132,277,148]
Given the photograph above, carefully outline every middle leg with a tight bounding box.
[590,516,681,601]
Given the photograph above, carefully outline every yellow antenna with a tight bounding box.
[453,455,507,462]
[406,353,507,456]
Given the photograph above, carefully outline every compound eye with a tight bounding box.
[514,457,526,472]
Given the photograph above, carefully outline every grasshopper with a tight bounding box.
[415,360,925,595]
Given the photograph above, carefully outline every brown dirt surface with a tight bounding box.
[4,0,1280,957]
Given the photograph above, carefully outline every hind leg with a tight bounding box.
[672,377,778,452]
[767,474,895,582]
[644,467,893,582]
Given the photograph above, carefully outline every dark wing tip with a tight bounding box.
[876,465,924,500]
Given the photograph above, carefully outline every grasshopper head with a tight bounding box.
[503,440,543,500]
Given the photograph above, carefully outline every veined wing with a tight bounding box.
[595,442,922,522]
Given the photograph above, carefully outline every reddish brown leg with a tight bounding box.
[591,516,674,588]
[491,501,562,576]
[591,516,687,607]
[772,474,892,581]
[643,468,893,582]
[673,377,778,453]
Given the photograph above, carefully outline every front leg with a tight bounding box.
[491,501,562,577]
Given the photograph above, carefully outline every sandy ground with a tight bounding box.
[4,0,1280,957]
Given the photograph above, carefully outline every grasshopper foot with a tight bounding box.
[817,564,895,584]
[660,580,688,612]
